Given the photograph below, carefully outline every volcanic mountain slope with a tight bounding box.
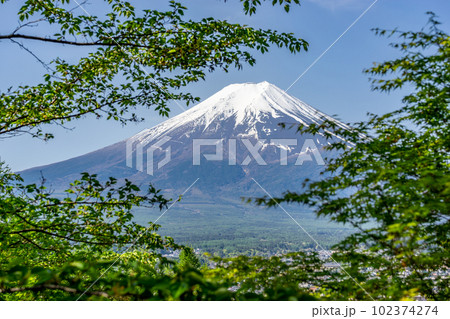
[20,82,348,200]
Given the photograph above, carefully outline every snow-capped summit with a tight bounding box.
[184,81,328,126]
[131,81,342,145]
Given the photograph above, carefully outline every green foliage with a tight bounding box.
[0,0,307,140]
[0,161,182,300]
[237,0,301,15]
[0,163,176,267]
[257,13,450,300]
[0,250,324,300]
[207,251,325,300]
[178,247,201,271]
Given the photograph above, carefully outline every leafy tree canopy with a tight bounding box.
[259,13,450,300]
[0,0,306,140]
[0,0,310,301]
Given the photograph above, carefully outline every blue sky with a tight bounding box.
[1,0,449,171]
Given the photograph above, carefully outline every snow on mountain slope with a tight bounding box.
[129,81,347,146]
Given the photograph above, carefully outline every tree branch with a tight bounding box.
[0,33,161,48]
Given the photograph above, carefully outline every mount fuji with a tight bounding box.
[19,82,355,252]
[20,81,347,201]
